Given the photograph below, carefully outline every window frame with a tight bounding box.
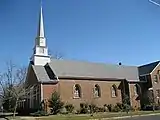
[154,75,158,83]
[111,85,118,98]
[94,84,101,98]
[73,84,81,99]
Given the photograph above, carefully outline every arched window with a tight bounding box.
[73,84,81,98]
[154,75,158,83]
[134,84,141,95]
[94,84,101,97]
[111,85,117,97]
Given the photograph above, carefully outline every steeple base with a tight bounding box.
[31,55,50,66]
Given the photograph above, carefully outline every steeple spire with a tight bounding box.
[31,1,50,66]
[35,1,46,47]
[37,2,45,38]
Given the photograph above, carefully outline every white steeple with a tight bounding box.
[31,3,50,66]
[35,4,46,47]
[37,5,45,38]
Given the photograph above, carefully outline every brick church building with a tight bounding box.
[22,5,160,112]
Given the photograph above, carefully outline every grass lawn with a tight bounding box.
[30,111,160,120]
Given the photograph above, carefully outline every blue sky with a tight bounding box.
[0,0,160,69]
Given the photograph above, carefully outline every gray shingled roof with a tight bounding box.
[47,59,139,82]
[138,61,160,76]
[32,65,51,82]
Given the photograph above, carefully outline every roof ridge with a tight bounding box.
[138,60,160,68]
[50,59,137,67]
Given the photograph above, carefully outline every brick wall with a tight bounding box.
[129,83,140,110]
[58,79,122,109]
[42,83,58,99]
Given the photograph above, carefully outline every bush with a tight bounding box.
[60,107,68,114]
[116,103,123,110]
[112,105,121,112]
[104,104,109,112]
[65,104,74,113]
[48,91,64,114]
[80,103,89,114]
[104,103,122,112]
[142,105,160,111]
[98,107,105,112]
[89,103,98,113]
[123,104,131,113]
[30,110,49,116]
[107,104,113,112]
[72,109,79,114]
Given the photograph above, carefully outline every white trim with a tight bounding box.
[150,62,160,75]
[40,83,43,101]
[139,74,150,77]
[148,88,153,90]
[56,76,60,81]
[128,84,133,106]
[149,0,160,7]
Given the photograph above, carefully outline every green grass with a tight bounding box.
[5,111,160,120]
[32,111,160,120]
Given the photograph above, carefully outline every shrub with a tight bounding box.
[80,103,89,114]
[80,108,88,114]
[30,110,49,117]
[48,91,64,114]
[60,107,68,114]
[76,109,80,114]
[116,103,123,110]
[98,107,105,112]
[122,94,131,113]
[65,104,74,113]
[72,109,79,114]
[104,104,109,112]
[107,104,113,112]
[123,104,131,113]
[112,105,121,112]
[89,103,98,113]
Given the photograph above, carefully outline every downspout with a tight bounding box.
[40,83,43,102]
[56,76,60,96]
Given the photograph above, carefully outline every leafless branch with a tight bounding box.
[48,49,64,60]
[0,60,29,117]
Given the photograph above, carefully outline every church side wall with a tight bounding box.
[58,79,122,109]
[41,80,141,111]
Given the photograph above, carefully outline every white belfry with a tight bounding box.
[31,4,50,66]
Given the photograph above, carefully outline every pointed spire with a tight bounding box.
[37,2,45,38]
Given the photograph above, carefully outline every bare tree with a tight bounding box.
[0,60,28,117]
[48,49,64,60]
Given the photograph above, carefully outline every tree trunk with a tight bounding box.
[13,98,18,118]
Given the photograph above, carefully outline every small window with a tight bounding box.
[154,75,158,83]
[73,84,81,98]
[111,85,118,98]
[94,84,101,98]
[139,76,147,82]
